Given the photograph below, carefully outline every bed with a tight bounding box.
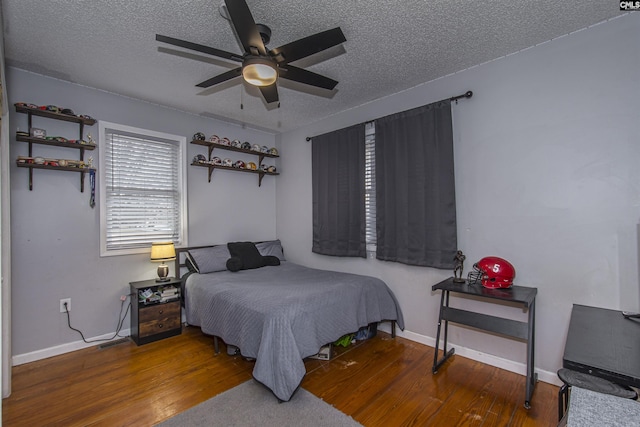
[176,240,404,402]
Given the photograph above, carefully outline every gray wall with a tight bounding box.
[7,68,277,359]
[276,13,640,383]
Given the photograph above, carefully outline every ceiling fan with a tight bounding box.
[156,0,346,106]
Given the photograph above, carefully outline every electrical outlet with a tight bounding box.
[60,298,71,313]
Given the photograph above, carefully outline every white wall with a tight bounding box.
[276,13,640,383]
[7,68,277,360]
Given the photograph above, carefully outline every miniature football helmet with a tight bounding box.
[193,132,206,141]
[233,160,245,169]
[267,165,277,173]
[220,137,231,146]
[232,139,242,148]
[268,147,278,156]
[241,142,251,150]
[252,144,261,152]
[193,154,206,163]
[261,145,269,153]
[211,156,222,165]
[222,158,233,167]
[467,256,516,289]
[246,162,257,170]
[209,134,220,143]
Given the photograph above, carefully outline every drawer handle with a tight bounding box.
[158,309,164,314]
[158,323,163,329]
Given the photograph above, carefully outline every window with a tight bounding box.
[99,121,187,256]
[312,100,456,267]
[364,122,376,252]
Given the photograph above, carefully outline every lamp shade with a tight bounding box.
[150,241,176,262]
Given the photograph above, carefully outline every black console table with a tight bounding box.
[563,304,640,388]
[432,277,538,408]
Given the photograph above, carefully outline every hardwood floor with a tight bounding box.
[2,326,559,426]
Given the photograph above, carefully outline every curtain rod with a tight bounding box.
[306,90,472,141]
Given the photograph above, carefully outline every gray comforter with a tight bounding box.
[184,261,404,401]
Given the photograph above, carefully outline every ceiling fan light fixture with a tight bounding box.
[242,57,277,86]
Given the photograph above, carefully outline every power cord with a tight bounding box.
[63,294,133,343]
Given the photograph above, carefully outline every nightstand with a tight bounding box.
[130,277,182,345]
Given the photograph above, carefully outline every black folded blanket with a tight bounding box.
[227,241,280,272]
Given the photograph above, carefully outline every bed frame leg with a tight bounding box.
[213,336,220,354]
[391,321,396,338]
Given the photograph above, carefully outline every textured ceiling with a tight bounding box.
[1,0,626,133]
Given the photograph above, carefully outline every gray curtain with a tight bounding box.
[312,123,366,257]
[374,100,457,268]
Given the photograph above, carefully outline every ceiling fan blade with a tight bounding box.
[224,0,266,56]
[259,84,279,104]
[269,28,346,64]
[156,34,243,62]
[278,65,338,90]
[196,68,243,88]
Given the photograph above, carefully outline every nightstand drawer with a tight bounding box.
[139,301,181,337]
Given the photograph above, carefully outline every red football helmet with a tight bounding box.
[467,256,515,289]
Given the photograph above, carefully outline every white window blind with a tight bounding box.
[99,122,187,256]
[365,121,376,251]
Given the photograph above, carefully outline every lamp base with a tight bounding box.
[156,263,170,282]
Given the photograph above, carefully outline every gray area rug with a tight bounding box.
[156,379,363,427]
[567,386,640,426]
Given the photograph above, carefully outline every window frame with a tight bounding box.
[98,121,188,257]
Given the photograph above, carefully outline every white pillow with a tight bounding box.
[188,246,230,273]
[255,240,286,261]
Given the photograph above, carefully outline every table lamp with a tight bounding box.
[150,241,176,282]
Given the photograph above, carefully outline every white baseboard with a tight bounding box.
[12,328,131,366]
[379,323,561,387]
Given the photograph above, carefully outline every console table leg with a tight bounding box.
[524,299,537,408]
[433,290,454,373]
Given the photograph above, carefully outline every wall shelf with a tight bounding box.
[190,139,279,187]
[16,134,96,152]
[14,104,96,192]
[191,161,279,186]
[15,163,95,192]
